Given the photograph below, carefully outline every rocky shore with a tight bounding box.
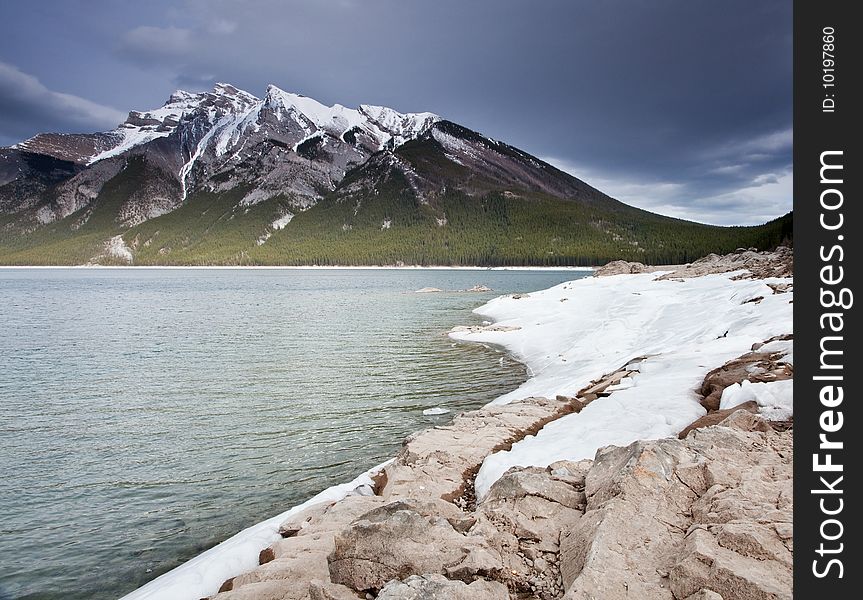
[128,249,793,600]
[210,384,791,600]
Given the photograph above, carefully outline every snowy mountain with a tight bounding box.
[0,83,791,265]
[2,83,443,226]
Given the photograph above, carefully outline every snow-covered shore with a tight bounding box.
[120,463,390,600]
[121,253,793,600]
[449,268,793,499]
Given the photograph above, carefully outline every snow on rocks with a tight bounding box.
[720,379,794,420]
[271,213,294,230]
[264,86,439,151]
[449,266,792,499]
[198,405,791,600]
[90,84,260,165]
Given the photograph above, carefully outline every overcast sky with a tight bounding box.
[0,0,791,225]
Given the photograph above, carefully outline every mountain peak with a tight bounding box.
[165,89,198,105]
[5,82,442,174]
[211,82,258,102]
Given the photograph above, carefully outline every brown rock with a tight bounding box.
[258,547,275,565]
[657,247,793,280]
[678,402,759,438]
[698,347,792,412]
[669,528,791,600]
[379,396,577,503]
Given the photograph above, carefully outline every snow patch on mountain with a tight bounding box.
[87,84,261,165]
[432,128,482,162]
[263,85,439,150]
[103,235,133,263]
[359,104,439,146]
[272,213,294,230]
[214,105,261,157]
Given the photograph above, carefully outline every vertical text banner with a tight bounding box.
[794,0,860,595]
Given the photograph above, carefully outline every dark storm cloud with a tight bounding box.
[0,61,126,146]
[0,0,791,224]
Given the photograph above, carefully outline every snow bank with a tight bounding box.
[120,461,390,600]
[449,271,793,499]
[720,379,794,420]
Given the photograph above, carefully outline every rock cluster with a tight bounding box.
[207,394,791,600]
[561,411,792,600]
[593,260,657,276]
[594,247,793,281]
[656,247,793,280]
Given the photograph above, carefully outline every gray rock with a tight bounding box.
[328,500,501,591]
[560,415,791,600]
[308,579,363,600]
[376,574,508,600]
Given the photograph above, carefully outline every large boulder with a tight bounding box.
[593,260,652,277]
[328,500,502,592]
[669,528,791,600]
[480,465,585,543]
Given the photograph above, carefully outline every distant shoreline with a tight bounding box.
[0,264,595,271]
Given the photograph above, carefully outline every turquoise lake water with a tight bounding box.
[0,268,589,599]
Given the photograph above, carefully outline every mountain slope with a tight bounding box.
[0,83,791,266]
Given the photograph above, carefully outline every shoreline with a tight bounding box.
[0,265,594,271]
[122,249,794,600]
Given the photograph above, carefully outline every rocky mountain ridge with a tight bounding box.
[0,84,792,266]
[2,83,443,226]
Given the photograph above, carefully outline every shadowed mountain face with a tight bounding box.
[0,83,791,266]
